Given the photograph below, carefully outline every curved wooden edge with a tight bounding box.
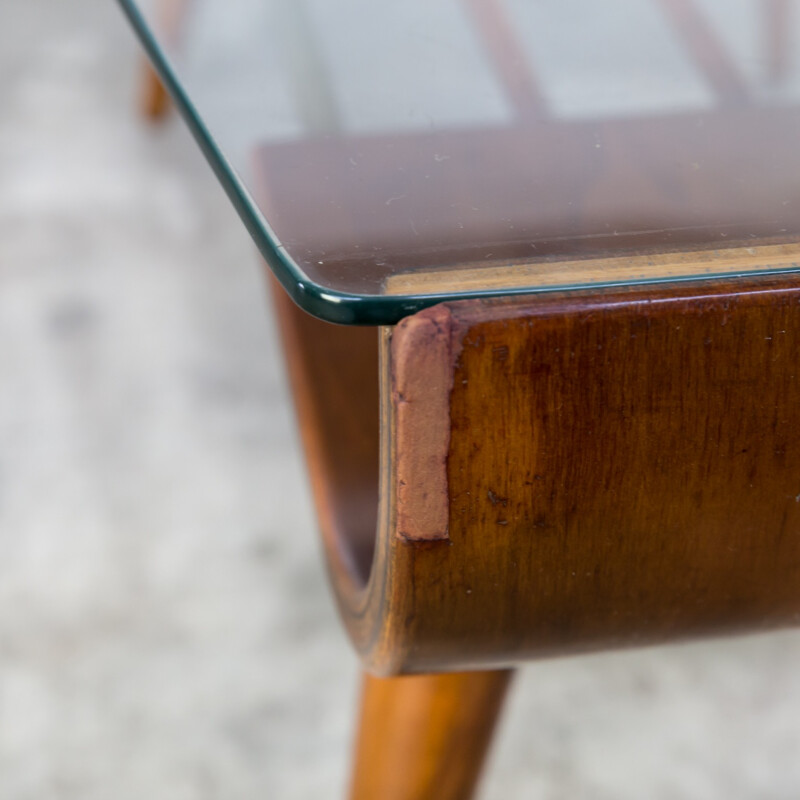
[268,276,436,673]
[272,272,800,676]
[268,276,379,590]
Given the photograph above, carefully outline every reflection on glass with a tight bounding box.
[123,0,800,315]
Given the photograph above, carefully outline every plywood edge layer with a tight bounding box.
[383,241,800,296]
[390,305,464,542]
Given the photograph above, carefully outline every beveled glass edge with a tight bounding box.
[117,0,800,325]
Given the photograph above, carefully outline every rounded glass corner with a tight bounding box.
[118,0,800,326]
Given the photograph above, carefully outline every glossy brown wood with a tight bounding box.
[271,262,800,793]
[275,277,800,677]
[369,276,800,673]
[349,670,512,800]
[272,267,800,679]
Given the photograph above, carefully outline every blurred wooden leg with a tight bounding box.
[140,61,170,120]
[349,670,513,800]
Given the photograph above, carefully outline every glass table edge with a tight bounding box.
[117,0,800,326]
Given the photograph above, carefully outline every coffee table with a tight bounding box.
[118,1,800,797]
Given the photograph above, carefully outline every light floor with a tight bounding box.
[1,2,799,798]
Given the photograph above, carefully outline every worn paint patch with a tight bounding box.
[391,304,464,541]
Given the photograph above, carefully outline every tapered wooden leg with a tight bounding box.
[349,670,513,800]
[139,61,170,120]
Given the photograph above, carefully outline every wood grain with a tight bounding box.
[271,271,800,675]
[349,670,512,800]
[379,276,800,672]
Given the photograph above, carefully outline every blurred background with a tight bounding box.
[1,1,800,798]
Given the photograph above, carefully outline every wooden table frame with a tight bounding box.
[272,271,800,798]
[130,1,800,794]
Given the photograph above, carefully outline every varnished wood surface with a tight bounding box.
[271,264,800,675]
[349,670,512,800]
[374,276,800,672]
[276,274,800,675]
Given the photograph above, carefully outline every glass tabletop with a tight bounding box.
[119,0,800,323]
